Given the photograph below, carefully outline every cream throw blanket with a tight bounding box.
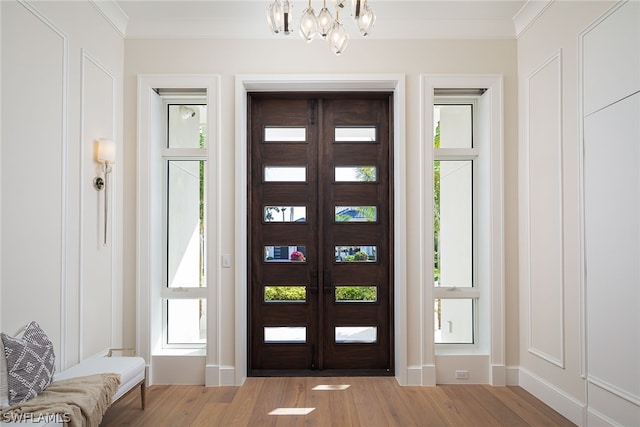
[0,373,120,427]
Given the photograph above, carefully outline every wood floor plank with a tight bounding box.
[190,403,229,427]
[470,385,530,427]
[215,377,266,427]
[440,385,504,426]
[273,377,309,427]
[397,387,450,426]
[205,386,239,404]
[489,386,565,427]
[425,386,476,426]
[305,377,358,427]
[350,377,395,426]
[304,378,335,427]
[509,385,577,426]
[246,376,287,427]
[371,377,419,426]
[102,377,577,427]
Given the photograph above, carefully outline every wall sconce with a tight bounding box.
[93,138,116,246]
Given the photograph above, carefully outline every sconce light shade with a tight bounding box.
[97,138,116,164]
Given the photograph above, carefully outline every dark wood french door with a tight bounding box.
[248,93,393,375]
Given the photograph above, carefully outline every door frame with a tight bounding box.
[235,75,407,385]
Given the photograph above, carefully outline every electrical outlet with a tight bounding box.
[455,370,469,379]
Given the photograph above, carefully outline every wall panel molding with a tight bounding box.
[524,50,565,368]
[589,374,640,407]
[16,0,70,370]
[80,48,117,360]
[579,6,640,422]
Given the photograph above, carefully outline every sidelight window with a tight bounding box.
[433,102,479,345]
[162,101,207,347]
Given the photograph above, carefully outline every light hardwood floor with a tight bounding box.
[101,377,576,426]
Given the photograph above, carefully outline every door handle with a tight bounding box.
[323,270,333,294]
[309,271,318,294]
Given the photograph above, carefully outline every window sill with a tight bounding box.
[435,346,488,356]
[153,348,206,357]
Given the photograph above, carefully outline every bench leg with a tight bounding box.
[140,380,146,409]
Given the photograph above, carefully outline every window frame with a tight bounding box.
[161,97,208,349]
[433,98,481,349]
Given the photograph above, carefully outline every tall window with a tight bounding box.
[433,101,479,345]
[163,102,207,347]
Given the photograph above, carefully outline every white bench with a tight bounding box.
[1,349,145,426]
[53,349,146,409]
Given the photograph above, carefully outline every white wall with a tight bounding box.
[581,2,640,425]
[123,38,519,384]
[516,1,636,425]
[0,0,124,369]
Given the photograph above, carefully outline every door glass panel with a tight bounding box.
[434,299,474,344]
[264,206,307,223]
[335,326,377,343]
[264,246,307,262]
[167,160,206,288]
[167,299,206,344]
[335,127,376,142]
[265,127,306,142]
[335,166,377,182]
[335,286,377,302]
[335,206,377,222]
[434,104,473,148]
[335,246,376,263]
[434,160,473,287]
[264,286,307,303]
[264,166,306,182]
[264,327,306,343]
[168,104,207,149]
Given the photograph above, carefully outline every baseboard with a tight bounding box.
[205,364,219,386]
[220,366,236,386]
[406,365,436,386]
[518,367,586,426]
[151,354,205,385]
[205,364,237,386]
[506,365,520,386]
[491,364,507,386]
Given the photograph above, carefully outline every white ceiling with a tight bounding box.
[110,0,533,39]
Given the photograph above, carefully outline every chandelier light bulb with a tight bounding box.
[357,4,375,36]
[317,5,334,39]
[267,0,283,34]
[299,0,319,42]
[327,12,349,55]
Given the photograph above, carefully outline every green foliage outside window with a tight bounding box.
[264,285,377,302]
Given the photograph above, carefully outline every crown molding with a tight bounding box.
[89,0,129,37]
[124,18,517,40]
[97,0,523,40]
[513,0,553,38]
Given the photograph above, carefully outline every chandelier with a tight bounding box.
[267,0,376,55]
